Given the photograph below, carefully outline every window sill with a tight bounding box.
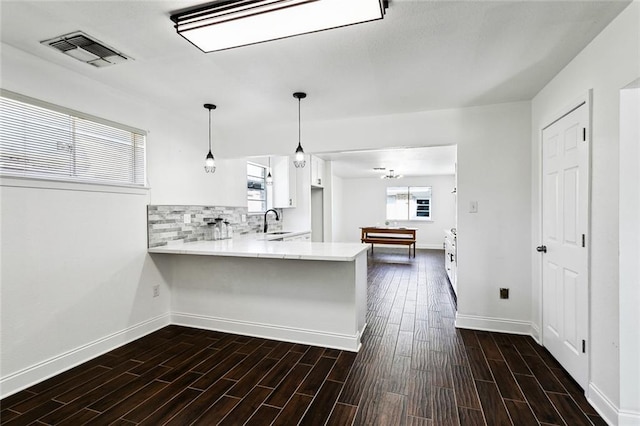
[386,219,433,223]
[0,174,150,195]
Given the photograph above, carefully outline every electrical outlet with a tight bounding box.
[153,285,160,298]
[241,214,247,222]
[183,214,191,224]
[500,288,509,299]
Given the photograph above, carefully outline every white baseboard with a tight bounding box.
[417,244,444,250]
[455,313,534,336]
[588,383,619,425]
[530,322,541,343]
[588,382,640,426]
[172,312,363,352]
[619,410,640,426]
[0,313,171,399]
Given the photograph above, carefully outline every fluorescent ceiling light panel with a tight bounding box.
[171,0,386,53]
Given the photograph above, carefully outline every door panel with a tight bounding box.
[541,103,589,389]
[544,261,560,337]
[563,268,578,353]
[545,172,559,241]
[563,167,579,245]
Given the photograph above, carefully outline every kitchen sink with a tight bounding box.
[267,231,290,235]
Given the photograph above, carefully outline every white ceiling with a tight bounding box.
[0,0,629,177]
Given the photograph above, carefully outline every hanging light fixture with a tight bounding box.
[170,0,387,53]
[293,92,307,168]
[204,103,216,173]
[381,169,402,179]
[266,156,273,185]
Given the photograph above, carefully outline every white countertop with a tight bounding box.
[255,230,310,241]
[148,234,369,261]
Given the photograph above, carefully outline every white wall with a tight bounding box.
[0,44,248,397]
[322,161,334,242]
[530,3,640,423]
[219,102,487,159]
[455,102,533,332]
[331,174,345,243]
[619,83,640,421]
[337,175,456,249]
[0,179,170,396]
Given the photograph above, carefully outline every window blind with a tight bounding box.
[0,93,146,187]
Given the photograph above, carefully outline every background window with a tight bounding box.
[386,186,432,221]
[247,162,267,213]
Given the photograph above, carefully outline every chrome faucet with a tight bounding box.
[263,209,280,233]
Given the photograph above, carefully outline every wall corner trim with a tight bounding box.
[530,322,541,343]
[0,313,171,399]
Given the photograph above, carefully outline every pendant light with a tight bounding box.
[293,92,307,168]
[204,103,216,173]
[266,156,273,185]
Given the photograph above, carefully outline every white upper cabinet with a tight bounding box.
[311,155,325,187]
[272,155,297,208]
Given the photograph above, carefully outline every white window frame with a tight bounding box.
[0,90,147,188]
[247,161,268,214]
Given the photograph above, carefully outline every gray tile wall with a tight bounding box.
[147,205,283,248]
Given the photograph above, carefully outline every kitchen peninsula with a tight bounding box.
[149,237,369,352]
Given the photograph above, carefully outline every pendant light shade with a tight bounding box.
[293,92,307,168]
[204,103,216,173]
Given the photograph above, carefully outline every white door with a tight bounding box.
[541,102,589,389]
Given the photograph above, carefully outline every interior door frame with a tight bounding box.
[537,89,593,387]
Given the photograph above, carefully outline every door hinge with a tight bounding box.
[583,128,587,141]
[582,234,586,247]
[582,340,586,353]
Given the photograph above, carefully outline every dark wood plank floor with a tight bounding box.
[1,249,605,425]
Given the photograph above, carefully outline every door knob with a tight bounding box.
[536,245,547,253]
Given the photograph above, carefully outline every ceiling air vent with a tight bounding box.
[41,31,131,68]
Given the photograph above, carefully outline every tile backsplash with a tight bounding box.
[147,205,282,248]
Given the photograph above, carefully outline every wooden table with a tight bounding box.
[360,227,417,258]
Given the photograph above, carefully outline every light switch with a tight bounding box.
[183,213,191,224]
[469,201,478,213]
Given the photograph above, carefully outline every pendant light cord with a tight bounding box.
[208,109,212,152]
[298,97,301,144]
